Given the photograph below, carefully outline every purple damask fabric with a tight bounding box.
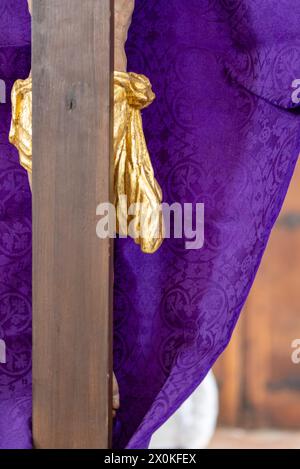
[0,0,300,451]
[113,0,300,449]
[0,0,32,449]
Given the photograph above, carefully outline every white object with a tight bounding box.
[150,371,219,449]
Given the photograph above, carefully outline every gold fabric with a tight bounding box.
[9,76,32,174]
[114,71,163,253]
[9,71,163,253]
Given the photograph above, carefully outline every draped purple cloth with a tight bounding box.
[0,0,32,449]
[0,0,299,450]
[113,0,300,449]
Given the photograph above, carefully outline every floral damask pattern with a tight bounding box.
[0,0,299,450]
[0,0,31,449]
[113,0,300,449]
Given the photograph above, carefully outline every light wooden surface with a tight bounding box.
[32,0,114,448]
[209,429,300,449]
[214,159,300,429]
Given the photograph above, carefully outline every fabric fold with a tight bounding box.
[222,1,300,110]
[9,76,32,173]
[113,0,300,449]
[9,71,164,254]
[114,71,164,254]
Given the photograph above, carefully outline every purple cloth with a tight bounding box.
[0,0,300,450]
[113,0,300,449]
[0,0,32,449]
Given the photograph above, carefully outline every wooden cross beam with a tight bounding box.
[32,0,114,448]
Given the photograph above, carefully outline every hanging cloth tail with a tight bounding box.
[114,71,164,254]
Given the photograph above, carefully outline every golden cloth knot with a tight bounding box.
[9,76,32,173]
[114,71,163,254]
[9,71,164,254]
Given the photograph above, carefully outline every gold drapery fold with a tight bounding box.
[9,71,164,253]
[114,71,163,253]
[9,76,32,174]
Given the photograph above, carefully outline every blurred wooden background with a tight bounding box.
[214,159,300,429]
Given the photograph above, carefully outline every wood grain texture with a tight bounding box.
[32,0,114,448]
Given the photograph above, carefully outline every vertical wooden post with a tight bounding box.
[32,0,114,448]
